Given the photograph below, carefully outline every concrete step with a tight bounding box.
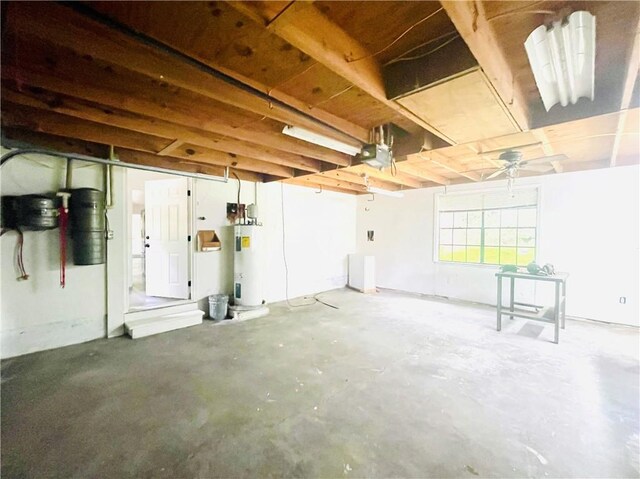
[125,310,204,339]
[124,302,199,323]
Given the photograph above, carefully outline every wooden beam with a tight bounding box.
[116,148,263,183]
[405,150,481,181]
[1,127,263,182]
[395,162,450,186]
[1,103,293,178]
[611,18,640,167]
[284,178,359,195]
[229,1,454,144]
[1,85,296,177]
[314,169,402,191]
[4,2,368,144]
[440,1,529,131]
[2,48,345,168]
[286,174,366,194]
[345,164,424,189]
[156,139,184,156]
[2,48,324,171]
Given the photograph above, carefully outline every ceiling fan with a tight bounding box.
[481,150,568,181]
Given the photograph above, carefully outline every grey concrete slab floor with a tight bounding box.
[2,288,639,478]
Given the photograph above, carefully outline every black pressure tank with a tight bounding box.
[15,195,59,231]
[70,188,106,265]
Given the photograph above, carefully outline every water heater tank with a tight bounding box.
[233,225,263,307]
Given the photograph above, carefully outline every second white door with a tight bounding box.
[144,178,190,299]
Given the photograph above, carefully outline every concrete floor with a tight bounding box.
[2,289,639,478]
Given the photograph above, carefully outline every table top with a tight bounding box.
[495,271,569,282]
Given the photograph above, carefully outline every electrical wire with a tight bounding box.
[232,172,241,223]
[347,7,444,63]
[310,85,354,109]
[383,30,458,66]
[385,34,461,65]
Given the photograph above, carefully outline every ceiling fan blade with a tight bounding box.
[522,154,569,165]
[486,168,507,180]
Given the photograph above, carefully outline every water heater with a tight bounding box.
[233,224,263,307]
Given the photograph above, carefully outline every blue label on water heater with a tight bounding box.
[235,283,241,298]
[235,236,241,252]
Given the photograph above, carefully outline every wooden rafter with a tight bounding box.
[284,178,359,195]
[1,84,311,174]
[395,162,450,186]
[4,2,363,154]
[229,1,454,144]
[1,127,263,183]
[1,103,295,179]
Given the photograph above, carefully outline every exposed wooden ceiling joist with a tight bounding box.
[1,127,263,183]
[2,38,340,171]
[0,103,292,179]
[229,1,455,144]
[3,1,364,152]
[284,177,359,195]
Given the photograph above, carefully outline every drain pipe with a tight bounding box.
[0,148,230,183]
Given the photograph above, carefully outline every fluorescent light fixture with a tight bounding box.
[367,186,404,198]
[282,125,361,156]
[524,11,595,111]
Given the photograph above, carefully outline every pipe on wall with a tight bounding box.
[0,148,230,183]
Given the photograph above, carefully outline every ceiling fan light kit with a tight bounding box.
[524,11,596,112]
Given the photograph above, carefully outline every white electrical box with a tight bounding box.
[348,254,376,293]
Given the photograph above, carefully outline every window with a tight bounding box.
[436,188,538,266]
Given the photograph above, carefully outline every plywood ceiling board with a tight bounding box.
[397,70,520,144]
[315,1,453,65]
[87,1,315,89]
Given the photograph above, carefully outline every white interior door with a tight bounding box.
[144,178,189,299]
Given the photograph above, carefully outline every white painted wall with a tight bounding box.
[1,149,356,358]
[193,180,356,309]
[356,165,640,327]
[0,149,120,357]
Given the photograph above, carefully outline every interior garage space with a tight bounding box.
[1,1,639,478]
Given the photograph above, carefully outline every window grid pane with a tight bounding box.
[439,206,536,265]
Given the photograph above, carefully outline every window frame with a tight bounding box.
[433,185,542,268]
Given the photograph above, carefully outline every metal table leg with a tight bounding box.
[509,277,515,319]
[561,279,567,329]
[497,276,502,332]
[554,281,560,344]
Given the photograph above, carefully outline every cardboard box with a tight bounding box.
[197,230,221,251]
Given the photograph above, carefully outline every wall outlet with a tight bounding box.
[619,296,627,304]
